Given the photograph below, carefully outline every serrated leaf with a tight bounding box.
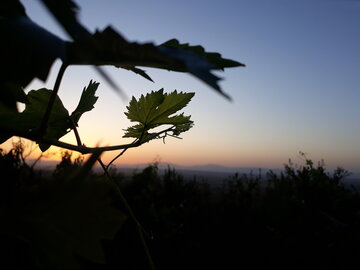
[24,89,71,151]
[125,89,194,125]
[125,89,165,125]
[71,80,99,125]
[0,89,71,149]
[148,91,194,124]
[122,66,154,82]
[38,2,243,98]
[67,26,242,99]
[122,124,154,141]
[123,89,194,140]
[39,1,127,98]
[24,89,69,117]
[161,39,245,70]
[123,113,194,140]
[172,121,194,136]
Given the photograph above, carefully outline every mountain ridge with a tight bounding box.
[31,159,360,179]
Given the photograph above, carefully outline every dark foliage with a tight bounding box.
[1,147,360,269]
[110,163,360,270]
[52,150,83,179]
[0,147,124,270]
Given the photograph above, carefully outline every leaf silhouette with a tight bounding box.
[67,26,241,98]
[124,89,194,140]
[24,89,71,151]
[0,89,71,149]
[71,80,99,125]
[122,66,154,82]
[1,0,244,109]
[161,39,245,70]
[0,1,66,108]
[39,0,126,98]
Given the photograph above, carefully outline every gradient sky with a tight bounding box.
[4,0,360,172]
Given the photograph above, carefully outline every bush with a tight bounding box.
[1,144,360,269]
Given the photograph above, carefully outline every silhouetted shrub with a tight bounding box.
[52,151,84,179]
[1,144,360,269]
[112,158,360,269]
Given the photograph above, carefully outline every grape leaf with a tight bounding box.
[71,80,99,125]
[0,1,66,108]
[1,0,244,113]
[161,39,245,70]
[67,26,241,99]
[123,89,194,140]
[0,89,71,150]
[23,89,71,151]
[24,89,69,120]
[39,0,127,98]
[121,66,154,82]
[0,85,99,150]
[1,1,243,110]
[146,90,194,124]
[172,121,194,136]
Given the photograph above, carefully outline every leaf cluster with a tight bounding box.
[0,81,99,151]
[124,89,194,141]
[0,0,243,109]
[0,0,243,155]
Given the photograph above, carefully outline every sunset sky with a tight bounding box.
[4,0,360,172]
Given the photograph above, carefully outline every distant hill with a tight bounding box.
[114,162,280,175]
[32,159,360,190]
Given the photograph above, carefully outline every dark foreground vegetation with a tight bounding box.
[1,144,360,270]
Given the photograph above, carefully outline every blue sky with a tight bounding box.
[12,0,360,171]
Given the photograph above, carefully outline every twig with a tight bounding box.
[11,125,177,155]
[69,120,155,270]
[70,117,83,146]
[106,126,147,169]
[98,158,155,270]
[106,147,129,170]
[39,62,68,136]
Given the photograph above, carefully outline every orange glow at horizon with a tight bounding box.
[2,134,359,173]
[1,135,259,168]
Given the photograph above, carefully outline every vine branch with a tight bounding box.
[38,62,68,137]
[106,147,129,170]
[10,125,177,155]
[70,117,83,146]
[97,158,155,270]
[68,116,155,270]
[106,125,147,169]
